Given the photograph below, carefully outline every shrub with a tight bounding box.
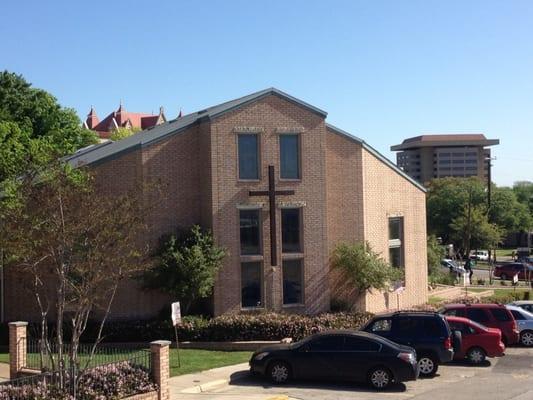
[476,278,485,285]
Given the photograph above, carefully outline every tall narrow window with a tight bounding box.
[283,259,303,305]
[240,209,261,255]
[388,217,404,268]
[280,134,300,179]
[281,208,301,253]
[241,262,262,308]
[238,134,259,180]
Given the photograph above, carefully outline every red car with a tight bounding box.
[440,304,520,345]
[493,262,533,281]
[445,316,505,364]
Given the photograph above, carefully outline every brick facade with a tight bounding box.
[4,89,428,320]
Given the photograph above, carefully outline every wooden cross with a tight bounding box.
[249,165,295,266]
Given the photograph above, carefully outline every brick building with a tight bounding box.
[4,88,428,321]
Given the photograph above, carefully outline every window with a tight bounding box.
[308,336,343,352]
[239,209,261,255]
[396,318,422,337]
[238,134,259,179]
[282,259,303,304]
[369,319,392,333]
[282,208,301,253]
[280,134,300,179]
[388,217,404,268]
[511,310,525,320]
[466,308,489,323]
[343,337,380,352]
[241,262,262,308]
[443,308,464,317]
[490,308,512,322]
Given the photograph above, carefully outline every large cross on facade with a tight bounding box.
[249,165,295,266]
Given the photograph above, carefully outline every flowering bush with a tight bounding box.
[0,361,157,400]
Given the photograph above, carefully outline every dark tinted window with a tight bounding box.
[511,310,525,320]
[442,308,464,317]
[282,259,303,305]
[281,208,301,253]
[466,308,490,323]
[238,134,259,179]
[424,318,443,336]
[308,336,343,352]
[280,134,300,179]
[396,318,424,336]
[241,262,262,308]
[369,319,392,333]
[343,337,380,352]
[490,308,512,322]
[240,209,261,255]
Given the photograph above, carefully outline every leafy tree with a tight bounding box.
[143,226,227,314]
[0,160,150,387]
[0,71,98,181]
[513,181,533,216]
[110,126,141,141]
[490,186,532,235]
[427,235,445,276]
[331,242,403,307]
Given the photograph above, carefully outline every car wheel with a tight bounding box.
[267,360,291,384]
[521,330,533,347]
[368,367,392,390]
[500,273,508,280]
[418,354,438,377]
[467,347,486,364]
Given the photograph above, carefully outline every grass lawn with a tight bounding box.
[428,296,444,306]
[0,349,252,378]
[495,248,514,257]
[169,349,251,377]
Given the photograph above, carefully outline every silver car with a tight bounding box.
[508,300,533,314]
[506,304,533,346]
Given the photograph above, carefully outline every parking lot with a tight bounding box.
[179,347,533,400]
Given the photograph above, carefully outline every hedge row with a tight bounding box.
[77,312,374,343]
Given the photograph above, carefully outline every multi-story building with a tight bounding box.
[5,88,428,321]
[391,134,499,185]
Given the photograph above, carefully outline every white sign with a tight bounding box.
[171,302,181,326]
[513,273,519,285]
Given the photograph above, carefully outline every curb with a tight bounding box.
[180,370,249,393]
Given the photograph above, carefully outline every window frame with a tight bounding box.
[237,133,261,181]
[279,133,301,181]
[240,261,264,309]
[281,207,303,254]
[282,258,305,306]
[239,208,262,256]
[388,217,404,269]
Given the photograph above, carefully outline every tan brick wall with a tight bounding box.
[151,340,171,400]
[9,321,27,379]
[210,95,329,315]
[361,148,428,312]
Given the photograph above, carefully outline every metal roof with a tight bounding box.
[391,134,500,151]
[67,88,327,167]
[326,124,427,193]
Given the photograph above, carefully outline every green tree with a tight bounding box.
[331,242,403,307]
[110,126,141,141]
[427,235,445,276]
[513,181,533,216]
[490,186,532,235]
[0,71,98,181]
[143,225,227,314]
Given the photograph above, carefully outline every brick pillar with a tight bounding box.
[150,340,171,400]
[9,321,28,379]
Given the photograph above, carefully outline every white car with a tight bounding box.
[470,250,489,262]
[506,305,533,347]
[507,300,533,314]
[441,259,466,274]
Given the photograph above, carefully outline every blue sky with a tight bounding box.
[2,0,532,186]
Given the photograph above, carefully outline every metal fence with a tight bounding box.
[1,350,154,399]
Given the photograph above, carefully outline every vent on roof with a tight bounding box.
[198,109,208,114]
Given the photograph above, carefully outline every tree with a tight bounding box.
[110,126,141,141]
[0,160,150,388]
[513,181,533,216]
[142,225,227,314]
[331,242,403,307]
[427,235,445,276]
[490,186,532,235]
[0,71,98,182]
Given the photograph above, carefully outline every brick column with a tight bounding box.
[9,321,27,379]
[150,340,171,400]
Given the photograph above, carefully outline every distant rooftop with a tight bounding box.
[391,134,500,151]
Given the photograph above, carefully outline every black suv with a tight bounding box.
[361,311,458,377]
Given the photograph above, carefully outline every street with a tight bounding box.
[177,347,533,400]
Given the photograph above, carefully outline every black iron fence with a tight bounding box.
[1,350,155,399]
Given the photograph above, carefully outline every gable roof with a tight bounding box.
[67,88,327,166]
[326,124,427,193]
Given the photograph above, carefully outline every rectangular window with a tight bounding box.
[240,209,261,255]
[280,134,300,179]
[283,259,303,304]
[281,208,301,253]
[388,217,404,268]
[241,262,262,308]
[238,134,259,180]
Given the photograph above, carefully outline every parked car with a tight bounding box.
[361,311,457,377]
[470,250,489,261]
[493,262,533,281]
[505,305,533,347]
[249,330,419,390]
[441,259,466,275]
[440,304,519,345]
[445,316,505,364]
[507,300,533,314]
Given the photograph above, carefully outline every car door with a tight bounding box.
[293,335,344,380]
[393,317,424,348]
[340,336,384,382]
[448,321,473,359]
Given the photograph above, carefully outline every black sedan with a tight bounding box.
[249,330,419,390]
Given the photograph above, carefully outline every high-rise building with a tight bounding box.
[391,134,499,185]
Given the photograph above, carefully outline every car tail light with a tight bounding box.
[444,336,452,350]
[398,352,416,364]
